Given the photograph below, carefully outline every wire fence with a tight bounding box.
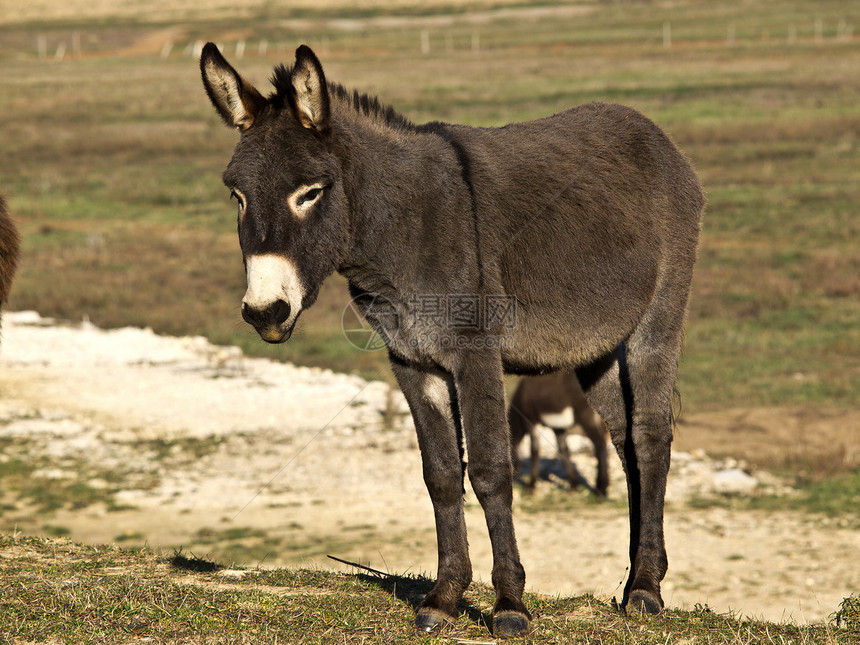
[29,18,857,63]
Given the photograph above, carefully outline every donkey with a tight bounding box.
[509,372,609,496]
[201,43,703,637]
[0,195,20,318]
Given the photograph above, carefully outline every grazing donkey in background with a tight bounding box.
[201,43,703,637]
[0,195,20,319]
[509,373,609,496]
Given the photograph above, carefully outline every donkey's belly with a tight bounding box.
[499,271,655,372]
[500,320,627,373]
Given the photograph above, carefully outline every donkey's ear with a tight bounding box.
[200,42,266,131]
[288,45,331,134]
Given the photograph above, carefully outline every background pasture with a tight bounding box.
[2,0,857,414]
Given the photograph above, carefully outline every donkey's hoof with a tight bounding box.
[492,610,531,638]
[626,589,663,615]
[414,607,454,633]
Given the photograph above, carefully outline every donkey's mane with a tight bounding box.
[270,64,415,132]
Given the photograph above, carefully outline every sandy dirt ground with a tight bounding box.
[0,311,857,625]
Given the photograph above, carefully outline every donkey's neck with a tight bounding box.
[331,103,481,299]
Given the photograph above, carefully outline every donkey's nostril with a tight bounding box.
[241,301,255,325]
[241,299,291,329]
[272,299,291,325]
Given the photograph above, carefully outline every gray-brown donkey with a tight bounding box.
[201,43,703,638]
[0,195,20,319]
[509,373,609,497]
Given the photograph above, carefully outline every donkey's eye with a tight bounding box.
[296,187,323,207]
[230,189,245,207]
[230,189,247,218]
[288,182,329,217]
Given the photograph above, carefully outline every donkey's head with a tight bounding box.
[201,43,349,343]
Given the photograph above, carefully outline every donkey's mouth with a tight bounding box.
[253,313,300,344]
[257,317,298,344]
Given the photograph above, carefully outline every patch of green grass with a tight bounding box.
[23,480,105,513]
[0,458,34,479]
[515,483,626,515]
[796,470,860,517]
[131,436,226,463]
[193,526,269,544]
[687,470,860,523]
[0,436,149,517]
[42,525,71,537]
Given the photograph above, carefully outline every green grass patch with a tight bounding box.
[688,470,860,523]
[515,483,627,515]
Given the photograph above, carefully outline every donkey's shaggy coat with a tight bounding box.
[0,195,20,315]
[202,43,703,637]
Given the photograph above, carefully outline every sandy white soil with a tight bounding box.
[1,311,856,624]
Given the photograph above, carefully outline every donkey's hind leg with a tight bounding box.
[527,424,541,491]
[578,345,670,614]
[553,429,581,490]
[617,298,691,613]
[389,357,472,631]
[617,340,673,614]
[578,410,610,497]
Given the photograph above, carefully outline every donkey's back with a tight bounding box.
[433,101,703,371]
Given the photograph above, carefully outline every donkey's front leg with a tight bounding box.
[389,357,472,632]
[454,350,531,638]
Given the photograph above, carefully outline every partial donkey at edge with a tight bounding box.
[509,372,610,497]
[0,195,20,322]
[201,43,703,638]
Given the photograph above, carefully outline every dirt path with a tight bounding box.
[1,312,857,624]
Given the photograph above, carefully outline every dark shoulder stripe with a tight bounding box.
[420,123,484,291]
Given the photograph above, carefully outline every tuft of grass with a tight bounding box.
[833,595,860,633]
[170,549,223,573]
